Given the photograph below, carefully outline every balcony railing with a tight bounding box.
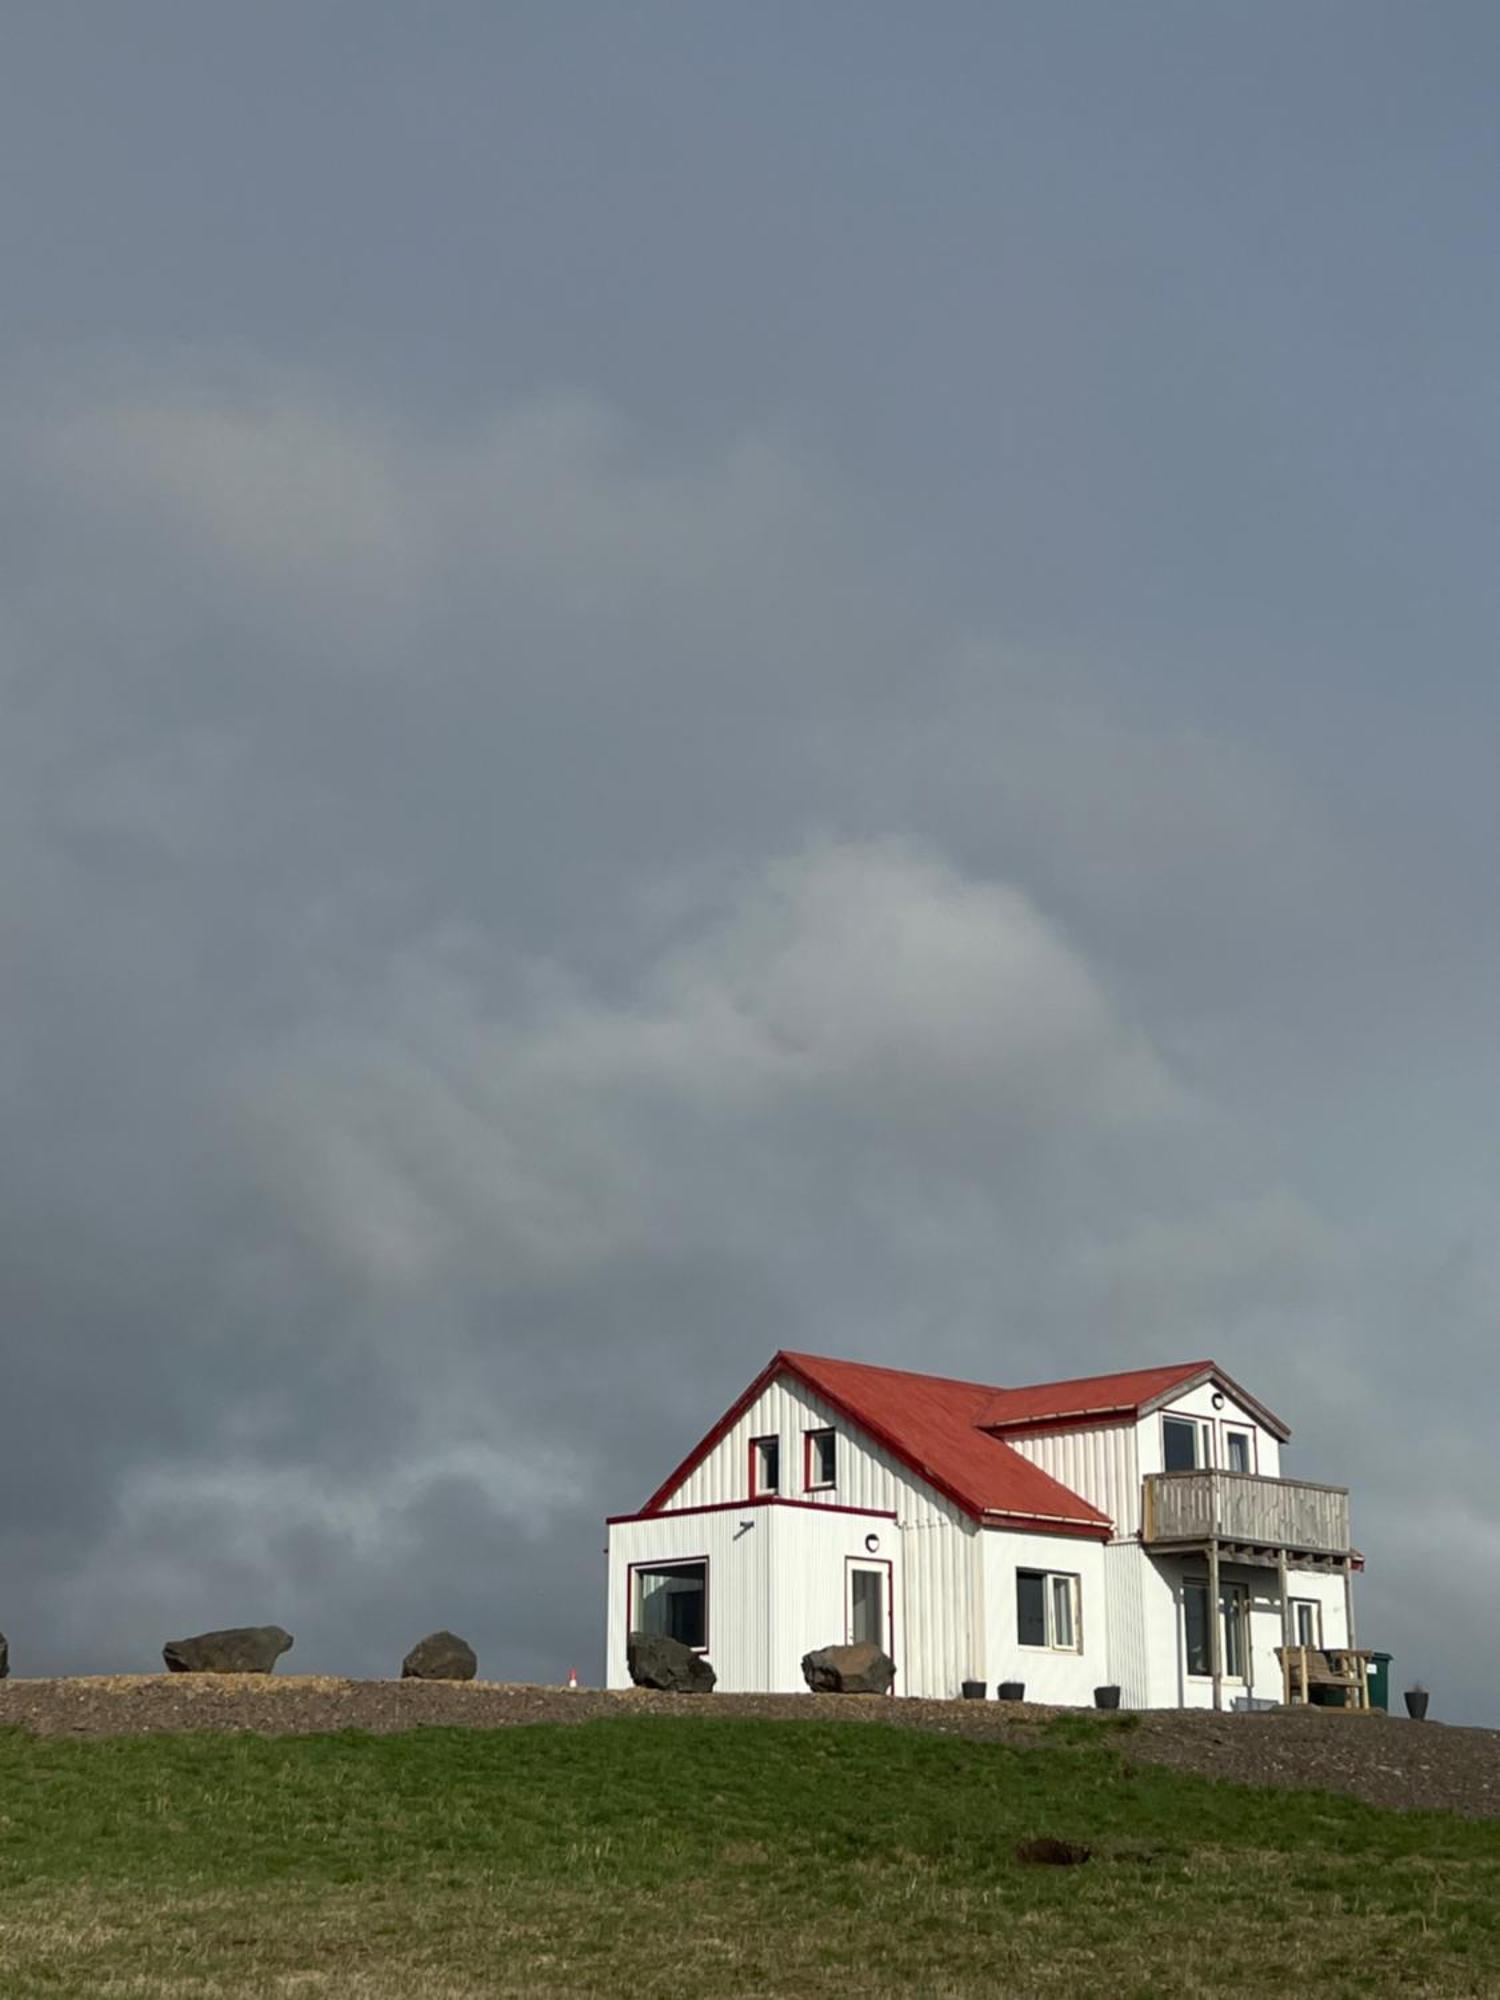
[1142,1469,1351,1558]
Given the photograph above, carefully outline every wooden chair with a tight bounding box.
[1277,1644,1370,1709]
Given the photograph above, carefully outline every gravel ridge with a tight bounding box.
[0,1677,1491,1819]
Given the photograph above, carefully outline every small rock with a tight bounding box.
[626,1632,716,1693]
[162,1626,293,1674]
[401,1631,478,1681]
[801,1641,896,1695]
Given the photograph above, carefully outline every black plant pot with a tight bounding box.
[998,1681,1026,1702]
[961,1679,987,1700]
[1093,1685,1121,1710]
[1404,1690,1430,1721]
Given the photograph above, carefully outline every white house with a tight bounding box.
[606,1351,1361,1709]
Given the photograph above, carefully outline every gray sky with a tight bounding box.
[2,3,1498,1712]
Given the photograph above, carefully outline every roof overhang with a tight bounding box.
[981,1509,1113,1541]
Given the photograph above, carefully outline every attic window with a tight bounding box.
[805,1428,836,1490]
[750,1435,780,1496]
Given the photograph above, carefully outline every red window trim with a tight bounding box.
[803,1426,836,1492]
[626,1554,711,1655]
[748,1434,781,1499]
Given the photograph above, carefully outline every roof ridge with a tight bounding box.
[782,1349,1217,1399]
[779,1349,1007,1396]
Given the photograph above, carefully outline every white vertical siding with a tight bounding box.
[1008,1424,1139,1536]
[765,1507,909,1690]
[900,1512,980,1697]
[1102,1542,1153,1705]
[607,1506,776,1691]
[662,1373,957,1527]
[982,1526,1108,1706]
[607,1498,962,1695]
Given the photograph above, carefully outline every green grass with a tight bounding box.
[1,1717,1498,1996]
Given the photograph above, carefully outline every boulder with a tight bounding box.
[626,1631,716,1693]
[162,1625,293,1674]
[801,1641,896,1695]
[0,1631,7,1680]
[401,1631,478,1681]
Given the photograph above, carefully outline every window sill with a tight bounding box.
[804,1482,835,1494]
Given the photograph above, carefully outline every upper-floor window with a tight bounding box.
[1223,1426,1255,1475]
[1162,1413,1209,1471]
[750,1435,780,1496]
[1016,1569,1081,1651]
[805,1428,836,1490]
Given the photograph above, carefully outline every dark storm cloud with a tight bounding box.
[1,5,1498,1713]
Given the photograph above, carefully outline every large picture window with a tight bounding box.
[632,1560,708,1650]
[1016,1569,1081,1651]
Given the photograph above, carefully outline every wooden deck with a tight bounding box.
[1142,1469,1352,1563]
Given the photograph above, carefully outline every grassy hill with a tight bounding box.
[2,1712,1498,1996]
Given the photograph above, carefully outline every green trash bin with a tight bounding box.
[1367,1652,1393,1713]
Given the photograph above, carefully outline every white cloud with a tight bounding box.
[237,838,1187,1300]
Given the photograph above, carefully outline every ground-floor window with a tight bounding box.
[632,1559,708,1650]
[1291,1597,1322,1648]
[1016,1569,1081,1651]
[1183,1577,1248,1680]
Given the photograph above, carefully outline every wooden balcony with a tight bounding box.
[1142,1469,1352,1568]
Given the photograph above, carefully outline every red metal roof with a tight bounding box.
[977,1361,1289,1441]
[642,1351,1194,1533]
[780,1353,1113,1532]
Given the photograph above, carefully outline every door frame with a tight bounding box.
[844,1555,894,1655]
